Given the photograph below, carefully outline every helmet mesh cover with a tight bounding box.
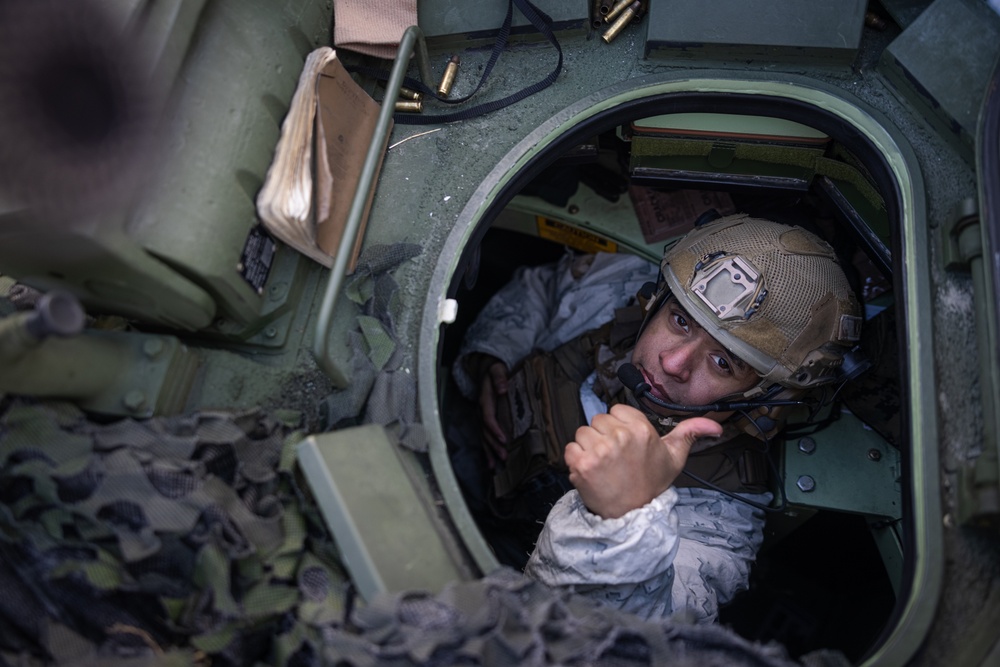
[663,215,861,388]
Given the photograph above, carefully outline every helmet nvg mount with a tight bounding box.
[657,214,863,393]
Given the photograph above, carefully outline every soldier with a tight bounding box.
[452,214,862,622]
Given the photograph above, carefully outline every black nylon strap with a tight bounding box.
[351,0,563,125]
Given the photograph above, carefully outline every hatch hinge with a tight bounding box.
[942,198,1000,529]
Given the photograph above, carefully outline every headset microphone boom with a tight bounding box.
[616,363,807,415]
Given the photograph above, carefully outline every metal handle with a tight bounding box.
[312,26,430,386]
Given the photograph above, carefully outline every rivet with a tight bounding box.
[268,282,288,301]
[867,448,882,462]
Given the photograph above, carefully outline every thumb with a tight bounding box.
[662,417,724,456]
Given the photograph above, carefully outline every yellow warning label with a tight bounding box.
[536,217,618,254]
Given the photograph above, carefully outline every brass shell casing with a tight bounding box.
[394,99,423,113]
[592,0,606,27]
[604,0,632,23]
[398,86,422,101]
[602,1,639,44]
[437,55,460,97]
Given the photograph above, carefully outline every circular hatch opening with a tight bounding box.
[421,76,929,665]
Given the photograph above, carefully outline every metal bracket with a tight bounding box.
[296,425,473,600]
[940,199,1000,527]
[940,197,980,272]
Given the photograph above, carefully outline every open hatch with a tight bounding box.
[426,76,935,665]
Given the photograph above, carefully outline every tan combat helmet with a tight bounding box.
[657,214,863,394]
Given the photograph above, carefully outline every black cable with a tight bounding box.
[679,412,788,514]
[347,0,563,125]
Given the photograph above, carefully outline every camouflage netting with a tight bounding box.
[0,399,848,667]
[320,243,427,452]
[0,399,347,666]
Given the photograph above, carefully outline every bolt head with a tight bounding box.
[142,338,164,358]
[867,448,882,462]
[123,390,147,411]
[798,437,817,455]
[796,475,816,493]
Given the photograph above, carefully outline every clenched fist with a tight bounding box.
[564,403,723,519]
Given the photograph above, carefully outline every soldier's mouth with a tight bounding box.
[640,369,674,404]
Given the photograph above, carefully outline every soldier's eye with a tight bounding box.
[711,354,732,374]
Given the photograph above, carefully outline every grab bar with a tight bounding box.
[312,26,431,386]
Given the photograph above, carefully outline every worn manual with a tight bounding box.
[256,47,388,269]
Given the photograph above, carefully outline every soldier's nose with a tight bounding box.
[660,343,696,383]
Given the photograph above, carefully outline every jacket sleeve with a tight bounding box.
[524,487,768,623]
[452,251,658,400]
[523,488,682,621]
[668,488,769,623]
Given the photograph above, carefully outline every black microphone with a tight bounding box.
[617,363,652,397]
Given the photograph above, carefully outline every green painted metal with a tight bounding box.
[418,0,589,48]
[629,137,826,189]
[784,415,902,519]
[0,327,198,417]
[0,0,333,333]
[879,0,934,29]
[203,239,312,349]
[138,0,208,85]
[645,0,867,63]
[951,55,1000,529]
[869,521,905,597]
[4,0,999,661]
[418,73,941,667]
[879,0,1000,165]
[0,224,219,331]
[296,425,474,600]
[130,0,333,328]
[503,186,665,261]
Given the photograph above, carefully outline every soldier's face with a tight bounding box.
[631,297,758,416]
